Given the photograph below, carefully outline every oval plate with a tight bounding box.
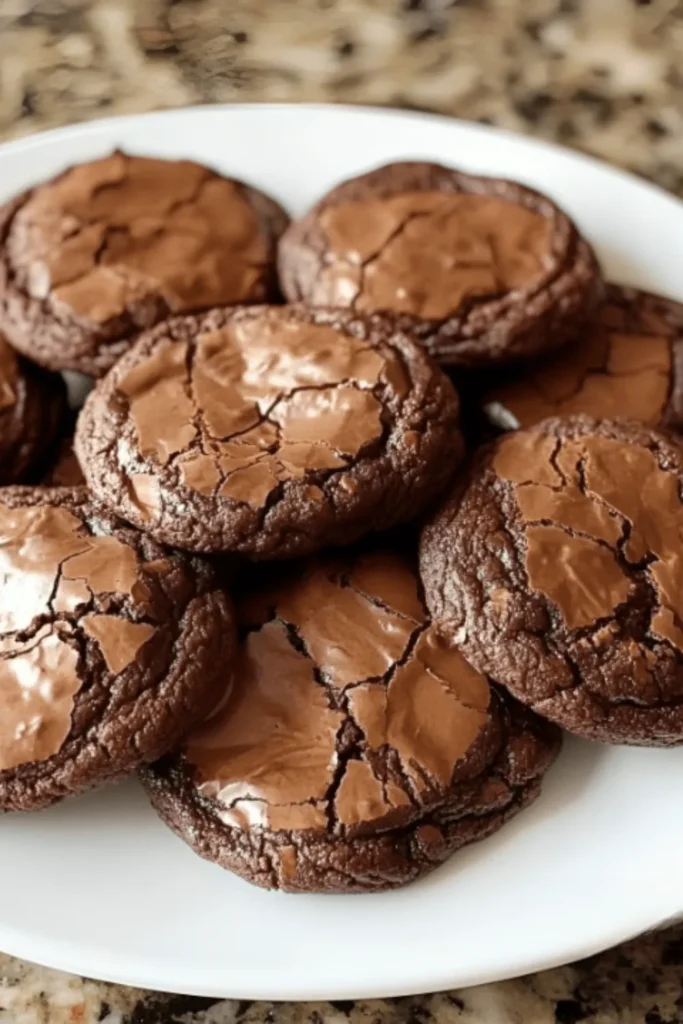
[1,104,683,1000]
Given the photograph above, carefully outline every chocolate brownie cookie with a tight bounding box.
[0,486,236,811]
[75,304,463,557]
[483,284,683,432]
[420,415,683,746]
[278,161,602,368]
[0,330,66,483]
[0,152,289,377]
[140,550,560,892]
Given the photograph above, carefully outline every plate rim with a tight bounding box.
[3,100,683,211]
[0,900,677,1001]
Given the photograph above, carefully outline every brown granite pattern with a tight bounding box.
[2,923,683,1022]
[1,0,683,192]
[1,0,683,1020]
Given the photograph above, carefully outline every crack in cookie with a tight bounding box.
[0,153,289,376]
[493,430,683,647]
[117,318,393,510]
[484,284,681,430]
[317,192,551,319]
[186,551,494,835]
[77,304,463,557]
[420,415,683,745]
[278,160,602,367]
[140,550,561,893]
[0,488,236,809]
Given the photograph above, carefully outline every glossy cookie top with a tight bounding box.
[421,414,683,746]
[0,153,289,376]
[76,304,463,558]
[185,550,501,835]
[0,486,236,811]
[140,549,561,894]
[483,284,683,432]
[278,160,602,367]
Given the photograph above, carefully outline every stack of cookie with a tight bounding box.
[0,151,678,893]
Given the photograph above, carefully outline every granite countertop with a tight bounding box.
[1,1,682,1021]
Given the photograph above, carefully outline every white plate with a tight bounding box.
[2,104,683,1001]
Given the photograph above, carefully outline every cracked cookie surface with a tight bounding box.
[483,284,683,432]
[0,486,236,811]
[0,330,66,483]
[76,304,463,558]
[278,161,602,368]
[139,549,560,893]
[420,415,683,745]
[0,152,289,377]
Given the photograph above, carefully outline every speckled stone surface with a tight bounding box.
[3,924,683,1023]
[1,1,683,1021]
[1,0,683,192]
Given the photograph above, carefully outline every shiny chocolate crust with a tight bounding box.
[0,153,289,377]
[0,486,236,811]
[483,284,683,432]
[420,415,683,746]
[75,304,463,558]
[278,160,602,368]
[140,551,560,893]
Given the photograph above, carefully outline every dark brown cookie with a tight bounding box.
[0,330,66,483]
[139,550,560,893]
[75,304,463,558]
[483,284,683,432]
[278,160,602,368]
[0,152,289,377]
[420,415,683,746]
[0,486,236,811]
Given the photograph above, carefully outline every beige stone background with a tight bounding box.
[1,0,683,192]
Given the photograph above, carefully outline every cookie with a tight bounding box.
[0,486,236,811]
[420,415,683,746]
[0,152,289,377]
[139,550,560,893]
[0,330,66,483]
[75,304,463,558]
[483,284,683,432]
[278,160,602,368]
